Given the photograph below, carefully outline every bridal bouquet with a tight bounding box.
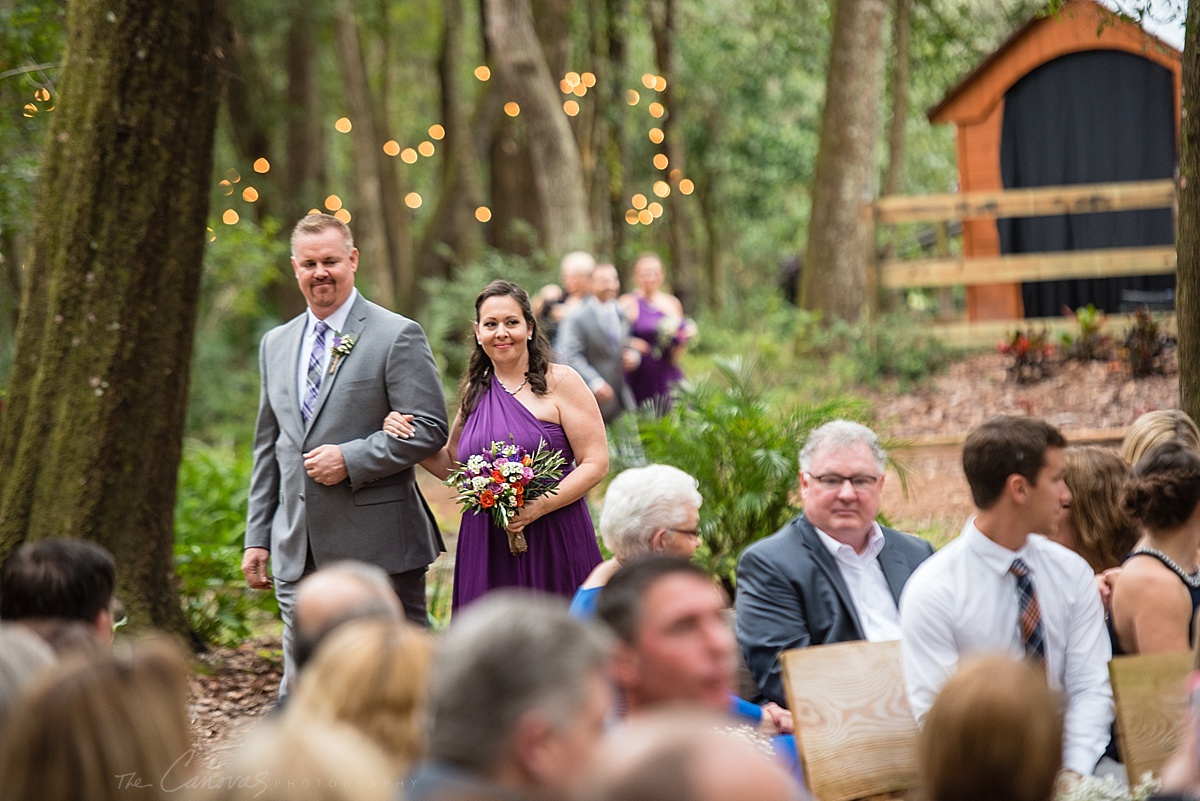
[446,439,566,555]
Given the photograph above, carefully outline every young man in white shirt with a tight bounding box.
[899,415,1113,778]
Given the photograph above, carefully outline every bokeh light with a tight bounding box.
[632,193,647,210]
[334,209,352,223]
[325,194,343,211]
[253,157,271,173]
[648,202,664,218]
[474,65,491,81]
[649,102,665,118]
[653,181,670,198]
[405,192,422,209]
[383,140,401,156]
[504,102,520,117]
[218,180,234,196]
[401,148,418,164]
[638,209,653,225]
[626,90,640,105]
[582,72,596,87]
[641,73,656,89]
[563,100,580,117]
[429,124,445,140]
[679,179,695,195]
[625,209,639,225]
[649,128,664,144]
[222,209,239,225]
[242,187,259,202]
[475,206,492,222]
[418,141,435,157]
[335,117,352,133]
[653,154,668,170]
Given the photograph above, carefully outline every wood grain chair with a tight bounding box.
[1109,651,1191,784]
[781,640,918,801]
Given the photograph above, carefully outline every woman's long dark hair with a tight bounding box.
[458,280,554,418]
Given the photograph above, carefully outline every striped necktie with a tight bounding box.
[1009,558,1046,664]
[301,320,329,423]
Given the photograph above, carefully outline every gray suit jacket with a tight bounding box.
[735,513,934,706]
[244,294,449,583]
[555,297,635,423]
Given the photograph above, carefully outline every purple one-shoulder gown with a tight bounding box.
[627,296,685,410]
[451,379,603,612]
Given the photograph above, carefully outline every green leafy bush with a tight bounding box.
[1122,307,1171,378]
[1060,304,1112,362]
[802,312,957,390]
[612,356,869,589]
[174,440,277,646]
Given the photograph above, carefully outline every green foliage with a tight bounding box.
[186,218,285,443]
[802,311,958,390]
[174,440,277,646]
[419,250,549,399]
[998,327,1056,384]
[613,355,867,586]
[1060,304,1112,361]
[1122,307,1170,378]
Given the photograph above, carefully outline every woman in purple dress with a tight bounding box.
[619,253,694,411]
[384,281,606,612]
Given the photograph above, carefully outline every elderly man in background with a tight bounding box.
[736,419,934,707]
[556,263,638,424]
[537,250,596,344]
[409,593,613,801]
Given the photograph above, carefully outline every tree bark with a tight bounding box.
[485,0,591,260]
[800,0,888,324]
[1178,0,1200,422]
[332,0,416,313]
[650,0,696,310]
[881,0,911,200]
[0,0,229,634]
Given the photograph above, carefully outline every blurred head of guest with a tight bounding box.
[919,655,1062,801]
[0,537,117,643]
[560,251,597,301]
[416,593,613,801]
[288,618,434,775]
[0,637,192,801]
[1057,446,1139,572]
[601,465,704,563]
[191,720,395,801]
[0,624,55,751]
[1121,410,1200,467]
[292,560,403,676]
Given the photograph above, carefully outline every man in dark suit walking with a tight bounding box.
[735,420,934,706]
[241,213,448,694]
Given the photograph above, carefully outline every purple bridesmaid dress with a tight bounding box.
[627,296,684,409]
[451,379,603,611]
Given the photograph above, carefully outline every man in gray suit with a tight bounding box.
[556,263,636,424]
[241,213,448,693]
[735,420,934,707]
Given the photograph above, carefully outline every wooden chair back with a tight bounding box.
[781,640,918,801]
[1109,651,1191,784]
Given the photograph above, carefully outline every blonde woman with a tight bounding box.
[1121,409,1200,466]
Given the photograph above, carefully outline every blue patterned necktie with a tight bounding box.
[301,320,329,423]
[1009,558,1046,664]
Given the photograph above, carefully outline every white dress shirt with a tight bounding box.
[814,522,902,641]
[295,288,358,411]
[899,518,1113,776]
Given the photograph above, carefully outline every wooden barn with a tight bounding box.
[927,0,1180,322]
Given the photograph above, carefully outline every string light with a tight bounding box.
[625,209,639,225]
[383,140,401,156]
[405,192,422,209]
[418,141,435,157]
[222,210,239,225]
[429,124,445,140]
[474,65,491,81]
[22,104,35,117]
[565,71,581,87]
[641,73,656,89]
[242,187,259,202]
[207,227,216,243]
[504,102,520,117]
[401,148,418,164]
[334,209,352,223]
[581,72,596,87]
[649,102,665,118]
[226,169,241,183]
[632,193,647,210]
[648,202,663,218]
[325,195,343,211]
[653,181,670,198]
[571,83,587,97]
[34,88,50,101]
[475,206,492,222]
[653,154,668,170]
[638,209,653,225]
[626,90,640,105]
[335,117,352,133]
[654,76,667,92]
[218,180,234,196]
[649,128,664,144]
[253,158,271,173]
[669,168,682,181]
[308,209,321,214]
[679,179,695,195]
[563,100,580,117]
[560,79,573,93]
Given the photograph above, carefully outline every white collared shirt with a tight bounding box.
[296,288,358,410]
[899,517,1113,776]
[813,522,902,642]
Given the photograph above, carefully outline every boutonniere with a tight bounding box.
[329,333,357,375]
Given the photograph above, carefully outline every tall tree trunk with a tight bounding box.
[650,0,696,310]
[485,0,591,260]
[881,0,910,200]
[333,0,415,313]
[1178,2,1200,422]
[416,0,485,282]
[604,0,630,267]
[800,0,888,324]
[0,0,228,634]
[284,5,327,226]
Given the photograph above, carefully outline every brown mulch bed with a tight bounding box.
[189,350,1182,760]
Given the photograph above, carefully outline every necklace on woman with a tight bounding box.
[1129,547,1200,589]
[494,373,527,395]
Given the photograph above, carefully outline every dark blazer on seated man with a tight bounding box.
[736,513,934,706]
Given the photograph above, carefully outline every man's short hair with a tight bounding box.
[599,465,703,561]
[0,538,115,624]
[799,420,886,473]
[293,561,402,672]
[962,416,1067,510]
[595,556,713,644]
[559,250,596,277]
[427,592,611,775]
[291,212,354,257]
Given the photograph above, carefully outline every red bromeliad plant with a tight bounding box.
[998,328,1056,384]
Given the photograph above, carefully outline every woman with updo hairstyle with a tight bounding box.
[1056,446,1139,573]
[1120,410,1200,467]
[1109,441,1200,655]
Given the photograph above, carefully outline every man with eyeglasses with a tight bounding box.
[735,419,934,707]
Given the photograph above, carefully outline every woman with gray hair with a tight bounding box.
[569,464,703,618]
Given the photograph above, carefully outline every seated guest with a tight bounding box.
[0,624,55,751]
[1109,442,1200,655]
[0,638,192,801]
[736,420,934,706]
[919,655,1063,801]
[192,720,396,801]
[1057,446,1139,573]
[597,710,804,801]
[1121,410,1200,467]
[0,537,117,644]
[409,593,612,801]
[571,463,703,617]
[287,618,434,776]
[901,416,1112,778]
